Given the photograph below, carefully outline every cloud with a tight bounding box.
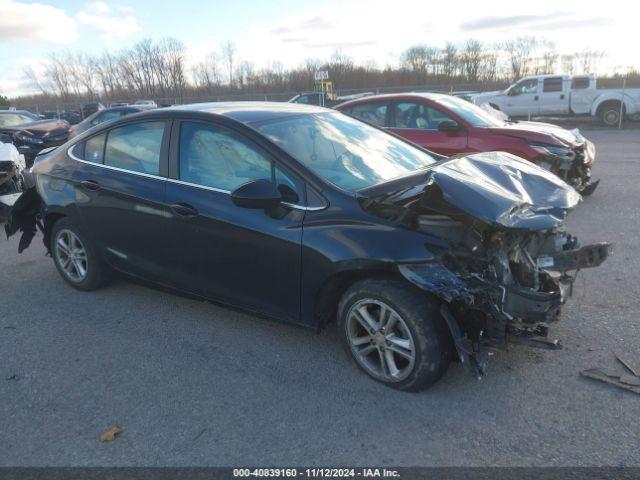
[303,40,379,49]
[460,12,610,32]
[0,0,78,44]
[461,13,563,31]
[76,1,141,40]
[271,15,333,36]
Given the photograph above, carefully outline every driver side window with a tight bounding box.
[178,122,302,203]
[511,79,538,95]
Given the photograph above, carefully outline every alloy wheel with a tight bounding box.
[346,298,416,382]
[54,229,88,282]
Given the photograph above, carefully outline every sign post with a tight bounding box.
[314,71,329,107]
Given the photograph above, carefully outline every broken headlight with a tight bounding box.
[529,143,574,159]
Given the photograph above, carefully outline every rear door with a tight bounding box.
[70,120,172,281]
[387,101,467,155]
[538,77,568,115]
[163,119,305,323]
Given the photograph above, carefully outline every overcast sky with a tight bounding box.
[0,0,637,97]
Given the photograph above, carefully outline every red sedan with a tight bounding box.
[335,93,597,194]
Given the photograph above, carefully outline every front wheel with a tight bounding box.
[51,218,106,291]
[337,278,453,391]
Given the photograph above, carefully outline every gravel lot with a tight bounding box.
[1,128,639,467]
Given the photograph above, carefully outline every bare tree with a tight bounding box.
[192,53,221,90]
[574,49,605,74]
[504,36,538,80]
[401,45,429,75]
[459,39,484,82]
[539,41,558,74]
[221,40,236,86]
[442,43,459,80]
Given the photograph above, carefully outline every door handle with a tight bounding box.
[534,95,539,101]
[560,94,565,99]
[80,180,100,191]
[170,202,199,217]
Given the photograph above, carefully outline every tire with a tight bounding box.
[599,102,623,126]
[50,217,105,291]
[337,278,453,391]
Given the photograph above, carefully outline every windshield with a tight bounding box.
[0,112,38,127]
[436,96,505,127]
[255,112,437,191]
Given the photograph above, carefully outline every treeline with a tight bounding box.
[11,35,636,108]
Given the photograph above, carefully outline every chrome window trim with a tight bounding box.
[68,145,165,180]
[68,145,327,212]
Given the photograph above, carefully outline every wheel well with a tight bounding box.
[597,100,625,115]
[313,269,406,329]
[42,213,66,253]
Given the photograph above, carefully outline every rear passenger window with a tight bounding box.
[571,77,590,90]
[104,122,164,175]
[83,133,106,163]
[348,103,387,127]
[543,77,563,92]
[393,102,454,129]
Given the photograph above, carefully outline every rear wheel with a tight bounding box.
[51,218,105,291]
[338,278,453,391]
[599,102,624,126]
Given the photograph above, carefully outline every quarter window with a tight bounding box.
[348,103,388,127]
[179,122,272,192]
[83,133,106,163]
[543,77,563,92]
[104,122,164,175]
[393,102,453,130]
[571,76,590,90]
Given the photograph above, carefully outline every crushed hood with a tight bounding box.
[489,120,583,147]
[360,151,582,231]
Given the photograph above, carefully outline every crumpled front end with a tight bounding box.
[532,137,598,195]
[359,152,611,377]
[398,225,610,376]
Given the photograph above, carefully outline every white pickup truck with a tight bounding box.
[473,74,640,125]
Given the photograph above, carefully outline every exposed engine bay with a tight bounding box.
[359,151,611,377]
[0,134,26,195]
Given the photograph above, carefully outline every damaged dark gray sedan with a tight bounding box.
[3,103,610,391]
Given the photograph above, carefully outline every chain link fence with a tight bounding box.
[12,81,511,118]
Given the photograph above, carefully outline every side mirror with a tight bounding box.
[507,88,517,97]
[231,179,282,209]
[437,120,461,133]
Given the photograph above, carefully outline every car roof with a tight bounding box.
[166,101,331,123]
[0,110,35,115]
[336,92,456,108]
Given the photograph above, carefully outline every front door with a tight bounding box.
[387,101,468,156]
[503,78,540,117]
[164,120,305,323]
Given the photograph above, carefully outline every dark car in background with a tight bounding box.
[4,103,609,390]
[0,110,72,166]
[70,104,158,138]
[81,102,105,119]
[336,93,598,194]
[40,110,83,125]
